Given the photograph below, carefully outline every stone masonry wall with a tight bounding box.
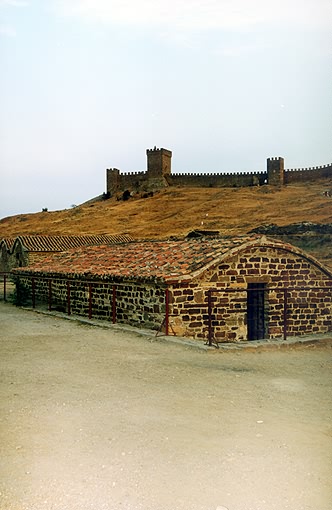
[0,249,55,273]
[167,172,267,188]
[168,246,332,342]
[15,275,166,331]
[284,164,332,183]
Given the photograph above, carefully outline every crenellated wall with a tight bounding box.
[106,147,332,196]
[167,171,267,188]
[285,163,332,183]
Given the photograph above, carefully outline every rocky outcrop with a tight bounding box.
[249,222,332,235]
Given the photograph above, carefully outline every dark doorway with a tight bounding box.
[247,283,266,340]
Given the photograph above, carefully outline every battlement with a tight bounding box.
[172,170,266,177]
[286,163,332,172]
[121,171,145,177]
[106,148,331,196]
[146,147,172,157]
[284,162,332,183]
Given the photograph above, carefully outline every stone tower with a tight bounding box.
[146,147,172,178]
[267,157,285,186]
[106,168,120,196]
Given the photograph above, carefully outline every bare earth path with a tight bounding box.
[0,302,331,510]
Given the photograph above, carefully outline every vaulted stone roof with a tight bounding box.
[14,234,330,284]
[2,234,133,253]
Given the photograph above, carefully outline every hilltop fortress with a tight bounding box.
[106,147,332,196]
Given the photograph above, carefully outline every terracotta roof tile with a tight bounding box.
[14,235,261,282]
[6,234,133,253]
[0,238,16,250]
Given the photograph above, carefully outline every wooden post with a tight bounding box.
[208,289,213,346]
[112,285,116,323]
[88,283,92,319]
[283,289,288,341]
[32,278,36,308]
[165,287,169,336]
[48,280,52,311]
[3,274,6,302]
[67,281,71,316]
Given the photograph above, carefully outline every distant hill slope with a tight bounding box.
[1,181,332,267]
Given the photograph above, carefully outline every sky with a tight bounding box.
[0,0,331,218]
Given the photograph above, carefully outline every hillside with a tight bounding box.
[1,180,332,267]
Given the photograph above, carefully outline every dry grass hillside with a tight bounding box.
[1,180,332,266]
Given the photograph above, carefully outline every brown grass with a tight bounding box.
[1,181,331,240]
[2,181,332,268]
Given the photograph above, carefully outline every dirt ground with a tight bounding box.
[0,302,332,510]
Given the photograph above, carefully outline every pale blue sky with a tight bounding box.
[1,0,331,218]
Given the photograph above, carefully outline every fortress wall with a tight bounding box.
[106,148,332,196]
[107,169,148,195]
[168,171,267,188]
[285,164,332,184]
[118,171,147,190]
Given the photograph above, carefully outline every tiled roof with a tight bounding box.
[8,234,133,252]
[0,238,16,250]
[14,235,268,282]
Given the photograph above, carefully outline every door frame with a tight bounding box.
[247,282,267,340]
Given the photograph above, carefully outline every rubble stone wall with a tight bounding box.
[168,246,332,342]
[14,276,166,331]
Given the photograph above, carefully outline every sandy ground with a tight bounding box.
[0,302,332,510]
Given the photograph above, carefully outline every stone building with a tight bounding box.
[12,235,332,343]
[0,234,133,273]
[0,238,16,272]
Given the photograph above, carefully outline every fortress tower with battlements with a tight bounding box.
[106,147,332,196]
